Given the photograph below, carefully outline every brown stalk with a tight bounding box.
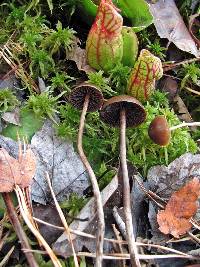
[120,109,140,267]
[2,193,38,267]
[15,186,62,267]
[77,94,105,267]
[45,172,79,267]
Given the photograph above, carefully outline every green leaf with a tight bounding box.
[79,0,153,31]
[2,109,44,141]
[114,0,153,32]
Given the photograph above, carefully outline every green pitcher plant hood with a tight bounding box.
[127,49,163,102]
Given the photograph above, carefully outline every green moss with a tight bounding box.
[127,99,197,175]
[0,88,19,113]
[57,91,197,177]
[24,91,67,123]
[87,70,116,97]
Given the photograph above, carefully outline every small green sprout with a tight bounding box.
[87,70,116,97]
[0,89,19,113]
[147,39,166,60]
[42,21,76,56]
[178,63,200,89]
[29,50,55,78]
[60,193,87,218]
[108,63,131,94]
[25,91,65,123]
[50,72,75,92]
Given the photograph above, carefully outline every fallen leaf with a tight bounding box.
[147,153,200,242]
[189,14,200,48]
[33,204,63,245]
[2,109,44,142]
[31,120,89,204]
[173,95,194,124]
[66,45,95,74]
[149,0,200,57]
[2,108,21,126]
[157,178,200,238]
[147,153,200,199]
[0,146,36,192]
[160,77,178,100]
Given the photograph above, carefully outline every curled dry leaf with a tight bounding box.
[157,177,200,238]
[0,146,36,192]
[189,14,200,48]
[149,0,200,57]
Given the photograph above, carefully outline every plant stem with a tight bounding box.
[77,94,105,267]
[170,122,200,131]
[2,193,38,267]
[120,109,140,267]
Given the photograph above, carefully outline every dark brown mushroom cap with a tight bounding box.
[69,83,104,112]
[148,115,171,146]
[100,95,146,128]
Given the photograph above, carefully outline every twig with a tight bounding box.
[188,232,200,245]
[133,175,165,209]
[15,186,62,267]
[33,217,192,256]
[120,109,140,267]
[0,246,15,267]
[2,193,38,267]
[77,252,199,260]
[163,57,200,71]
[0,232,10,251]
[113,206,126,240]
[185,86,200,96]
[170,122,200,131]
[112,224,126,267]
[45,172,79,267]
[77,94,105,267]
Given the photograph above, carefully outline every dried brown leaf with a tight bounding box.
[0,147,36,192]
[157,178,200,238]
[149,0,200,57]
[189,14,200,48]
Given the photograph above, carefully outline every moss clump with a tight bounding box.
[57,91,197,177]
[0,89,19,113]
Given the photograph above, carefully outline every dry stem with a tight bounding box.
[77,252,198,260]
[2,193,38,267]
[163,57,200,71]
[45,172,79,267]
[170,122,200,131]
[77,95,105,267]
[15,186,62,267]
[33,216,192,256]
[120,109,140,267]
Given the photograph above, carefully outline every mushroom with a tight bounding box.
[100,95,146,267]
[148,115,200,146]
[69,82,105,266]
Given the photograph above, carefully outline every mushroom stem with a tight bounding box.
[120,109,141,267]
[170,122,200,131]
[2,193,38,267]
[77,94,105,267]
